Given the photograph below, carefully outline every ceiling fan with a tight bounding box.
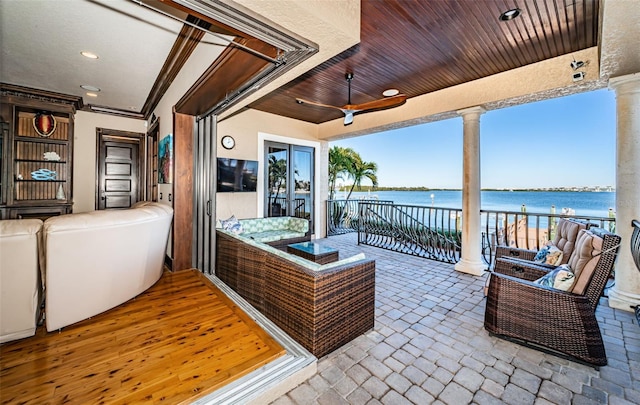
[295,73,407,125]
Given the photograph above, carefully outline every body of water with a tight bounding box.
[340,190,616,219]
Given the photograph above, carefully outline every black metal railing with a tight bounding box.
[327,199,393,235]
[327,199,615,267]
[480,210,616,266]
[269,197,306,218]
[358,202,462,263]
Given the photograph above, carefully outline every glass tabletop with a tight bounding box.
[288,241,338,255]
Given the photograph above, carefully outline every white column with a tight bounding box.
[455,106,486,276]
[318,140,330,238]
[608,73,640,312]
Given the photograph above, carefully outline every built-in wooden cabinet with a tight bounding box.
[0,84,82,220]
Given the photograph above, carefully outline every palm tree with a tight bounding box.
[344,156,378,201]
[268,155,300,216]
[328,146,357,200]
[268,155,287,208]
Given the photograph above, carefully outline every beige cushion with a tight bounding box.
[0,219,43,343]
[568,229,604,295]
[552,219,586,265]
[44,203,173,331]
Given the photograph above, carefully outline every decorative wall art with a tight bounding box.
[43,151,61,161]
[33,112,57,137]
[158,134,173,184]
[31,168,57,180]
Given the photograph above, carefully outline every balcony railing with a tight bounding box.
[326,199,615,267]
[269,197,306,218]
[326,199,393,235]
[358,201,462,263]
[480,210,615,266]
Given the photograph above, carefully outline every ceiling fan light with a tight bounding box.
[80,84,100,92]
[80,51,99,59]
[499,8,520,21]
[382,89,399,97]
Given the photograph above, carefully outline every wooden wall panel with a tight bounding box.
[172,112,194,271]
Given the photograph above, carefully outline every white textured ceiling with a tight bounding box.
[1,0,636,127]
[0,0,185,111]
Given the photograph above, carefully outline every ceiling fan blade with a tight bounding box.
[295,98,346,112]
[345,94,407,112]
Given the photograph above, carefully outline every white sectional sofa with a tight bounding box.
[43,202,173,331]
[0,219,43,343]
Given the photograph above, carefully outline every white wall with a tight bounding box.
[148,33,228,258]
[216,109,325,235]
[151,31,228,205]
[73,111,146,213]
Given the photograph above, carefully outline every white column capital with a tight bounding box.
[609,72,640,94]
[457,106,486,118]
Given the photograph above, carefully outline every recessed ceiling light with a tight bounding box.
[499,8,521,21]
[85,92,98,97]
[382,89,399,97]
[80,85,100,92]
[80,51,99,59]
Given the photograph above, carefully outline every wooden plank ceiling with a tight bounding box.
[248,0,600,124]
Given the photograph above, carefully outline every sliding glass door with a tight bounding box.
[265,142,314,230]
[194,115,216,274]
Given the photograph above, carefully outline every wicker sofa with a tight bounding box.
[215,228,375,357]
[219,216,310,249]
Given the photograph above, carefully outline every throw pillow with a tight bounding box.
[220,215,243,234]
[544,246,564,266]
[534,244,564,266]
[533,264,575,291]
[533,245,551,262]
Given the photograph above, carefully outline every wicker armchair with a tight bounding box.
[632,220,640,323]
[494,218,590,264]
[631,220,640,272]
[485,226,621,366]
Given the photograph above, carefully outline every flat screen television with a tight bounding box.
[217,158,258,192]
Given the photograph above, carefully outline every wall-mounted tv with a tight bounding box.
[217,158,258,192]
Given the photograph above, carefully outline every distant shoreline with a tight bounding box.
[336,187,615,193]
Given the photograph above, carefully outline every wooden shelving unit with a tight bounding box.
[0,84,82,220]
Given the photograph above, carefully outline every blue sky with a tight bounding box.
[331,89,616,189]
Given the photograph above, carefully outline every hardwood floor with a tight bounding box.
[0,270,285,404]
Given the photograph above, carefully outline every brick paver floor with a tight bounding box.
[270,233,640,405]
